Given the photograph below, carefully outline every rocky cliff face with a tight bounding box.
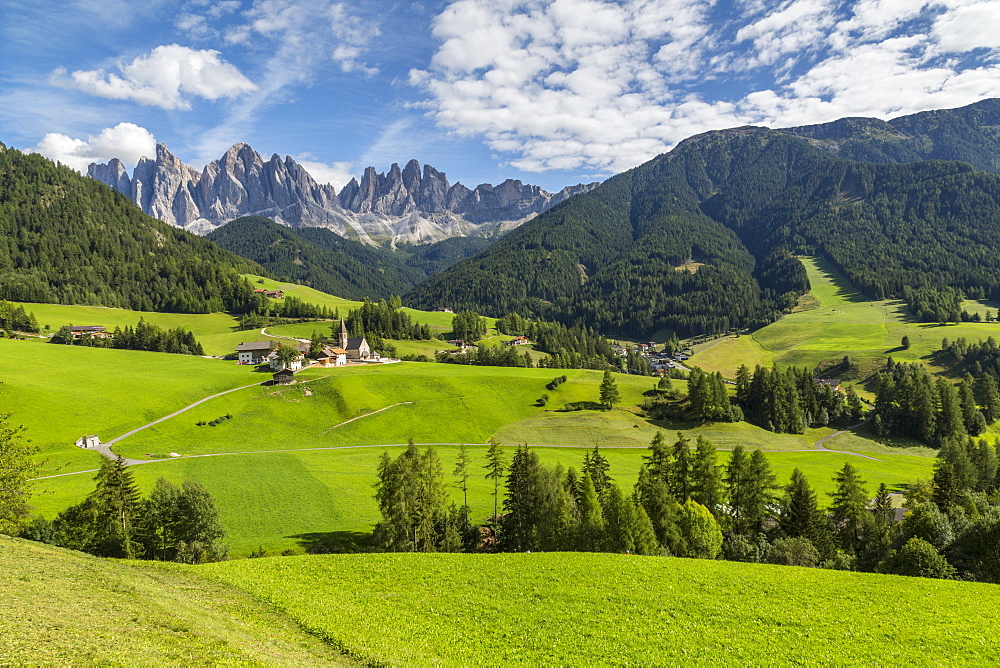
[88,144,598,244]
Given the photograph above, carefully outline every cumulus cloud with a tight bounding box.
[55,44,256,110]
[30,122,156,173]
[412,0,1000,174]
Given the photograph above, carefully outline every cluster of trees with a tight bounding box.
[346,297,433,341]
[687,367,740,423]
[939,336,1000,385]
[451,311,487,342]
[23,457,228,564]
[51,320,205,356]
[734,365,865,433]
[237,295,341,331]
[373,442,475,552]
[873,362,993,443]
[436,345,534,368]
[903,286,968,323]
[0,144,263,313]
[0,300,39,334]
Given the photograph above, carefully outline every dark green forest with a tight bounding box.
[0,144,263,313]
[408,117,1000,338]
[207,216,492,301]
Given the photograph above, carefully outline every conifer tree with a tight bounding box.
[583,446,613,502]
[690,435,722,514]
[91,456,142,559]
[977,375,1000,424]
[599,370,621,409]
[779,468,818,540]
[725,445,750,534]
[576,471,605,552]
[484,437,507,522]
[453,444,472,511]
[669,433,692,502]
[829,462,869,553]
[741,449,778,538]
[872,482,894,526]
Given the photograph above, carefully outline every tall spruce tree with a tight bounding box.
[779,468,818,540]
[690,435,722,514]
[599,370,621,409]
[829,462,869,553]
[484,437,507,522]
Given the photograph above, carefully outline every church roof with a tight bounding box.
[346,337,367,350]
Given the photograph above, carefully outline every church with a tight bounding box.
[338,319,374,361]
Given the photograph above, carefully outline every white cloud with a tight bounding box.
[30,122,156,173]
[293,154,357,188]
[195,0,380,161]
[412,0,1000,174]
[54,45,256,110]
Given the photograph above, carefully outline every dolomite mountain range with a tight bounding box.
[88,142,599,245]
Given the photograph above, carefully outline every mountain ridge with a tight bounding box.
[88,145,599,245]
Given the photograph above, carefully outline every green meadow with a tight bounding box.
[8,538,1000,665]
[11,345,934,555]
[693,257,1000,378]
[199,551,1000,665]
[0,536,344,665]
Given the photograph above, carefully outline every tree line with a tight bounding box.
[0,300,39,334]
[370,433,1000,582]
[50,319,205,356]
[872,361,995,443]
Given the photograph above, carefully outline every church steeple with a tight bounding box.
[339,318,348,350]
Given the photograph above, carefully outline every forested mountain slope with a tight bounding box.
[408,124,1000,338]
[783,98,1000,173]
[207,216,494,300]
[0,144,263,313]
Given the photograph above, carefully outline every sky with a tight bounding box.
[2,0,1000,193]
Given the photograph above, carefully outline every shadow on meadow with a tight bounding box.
[290,530,374,554]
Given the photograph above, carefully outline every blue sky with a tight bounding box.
[2,0,1000,192]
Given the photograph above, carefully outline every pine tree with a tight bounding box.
[779,468,818,540]
[599,370,621,409]
[453,444,472,511]
[484,437,507,522]
[829,462,869,553]
[669,433,692,502]
[576,471,605,551]
[583,446,613,502]
[725,445,749,534]
[690,435,722,514]
[91,456,142,558]
[741,449,778,538]
[643,430,671,485]
[872,482,894,526]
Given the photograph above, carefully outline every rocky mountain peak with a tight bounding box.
[88,144,600,244]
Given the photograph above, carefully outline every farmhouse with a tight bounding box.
[337,319,375,361]
[266,343,309,371]
[816,378,842,392]
[316,346,348,367]
[272,368,296,385]
[265,290,284,299]
[70,325,109,339]
[74,434,101,449]
[505,336,530,346]
[235,341,274,365]
[434,307,454,313]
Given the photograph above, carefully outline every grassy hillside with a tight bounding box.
[8,537,1000,664]
[14,348,934,554]
[0,536,344,665]
[201,551,1000,665]
[693,257,1000,382]
[0,338,251,475]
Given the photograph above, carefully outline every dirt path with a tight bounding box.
[320,402,413,433]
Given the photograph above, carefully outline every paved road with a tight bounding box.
[92,380,266,464]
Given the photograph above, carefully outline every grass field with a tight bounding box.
[9,538,1000,665]
[0,536,344,665]
[692,257,1000,379]
[11,338,936,555]
[200,551,1000,665]
[30,442,934,556]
